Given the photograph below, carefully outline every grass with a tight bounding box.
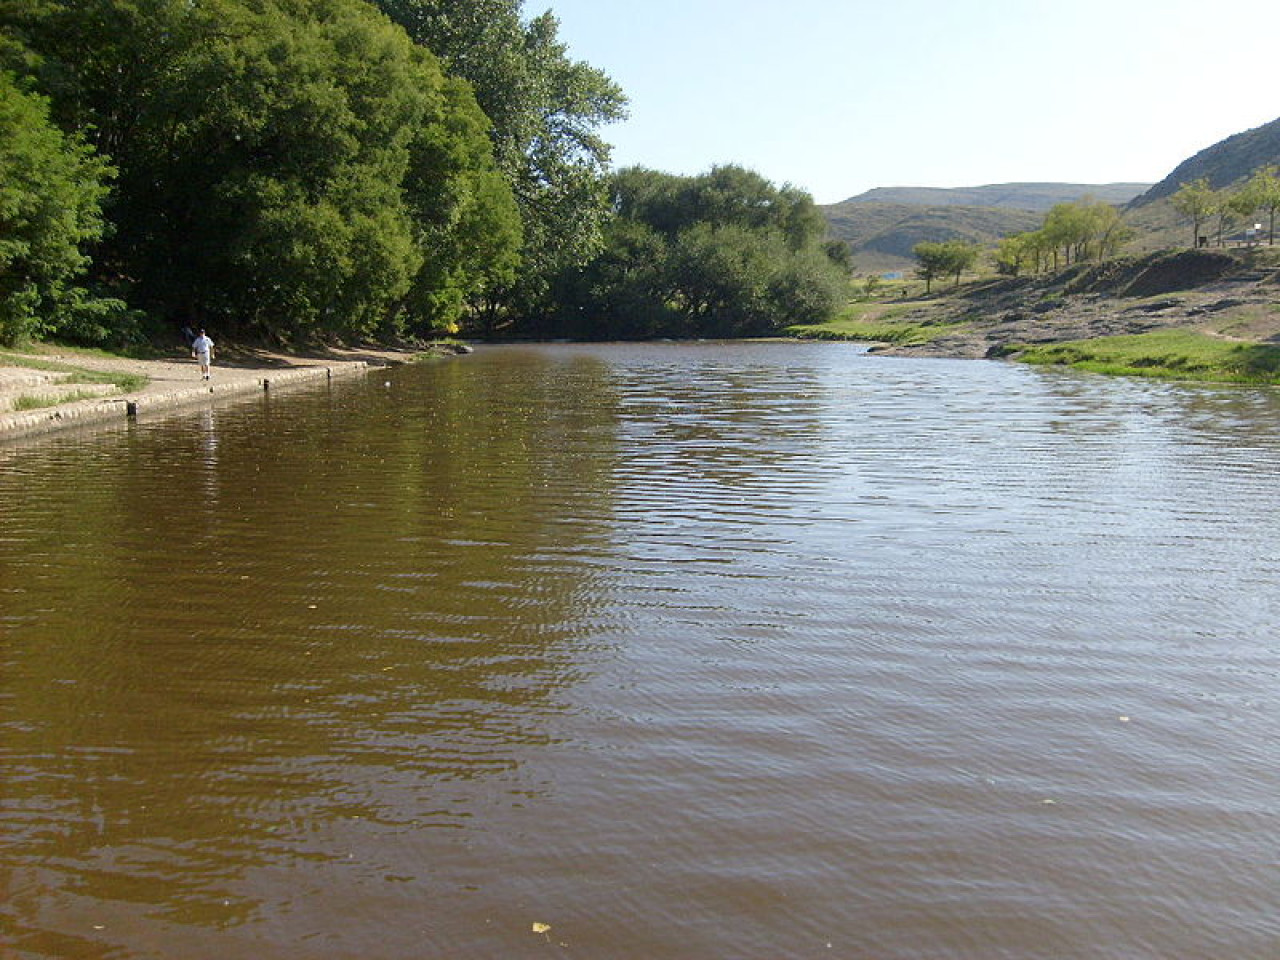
[1016,329,1280,384]
[12,390,104,411]
[0,348,147,393]
[789,302,966,347]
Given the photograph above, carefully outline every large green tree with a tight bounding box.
[0,71,115,345]
[374,0,627,322]
[3,0,520,340]
[551,166,850,339]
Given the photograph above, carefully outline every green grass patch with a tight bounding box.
[1017,329,1280,384]
[789,306,965,346]
[11,389,104,411]
[0,350,147,393]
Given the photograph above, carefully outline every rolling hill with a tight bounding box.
[821,182,1151,273]
[1123,115,1280,251]
[1130,115,1280,206]
[821,201,1041,273]
[844,182,1150,212]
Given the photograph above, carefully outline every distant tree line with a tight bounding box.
[0,0,625,347]
[1170,166,1280,248]
[539,165,852,339]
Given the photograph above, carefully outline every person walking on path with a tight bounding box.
[192,329,215,380]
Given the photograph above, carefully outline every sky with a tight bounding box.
[542,0,1280,204]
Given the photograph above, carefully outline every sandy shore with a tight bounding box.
[0,343,423,443]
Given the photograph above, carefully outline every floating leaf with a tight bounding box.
[532,922,551,935]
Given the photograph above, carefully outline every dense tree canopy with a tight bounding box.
[1,1,852,347]
[373,0,627,321]
[546,165,851,339]
[1,0,521,343]
[0,71,116,345]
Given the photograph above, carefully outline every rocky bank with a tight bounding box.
[867,248,1280,359]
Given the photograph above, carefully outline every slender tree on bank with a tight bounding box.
[373,0,628,330]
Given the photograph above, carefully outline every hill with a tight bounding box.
[821,200,1041,273]
[843,182,1151,212]
[1130,115,1280,206]
[1122,114,1280,251]
[821,182,1151,273]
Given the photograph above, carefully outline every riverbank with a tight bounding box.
[793,248,1280,383]
[0,342,440,442]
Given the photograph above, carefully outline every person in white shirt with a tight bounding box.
[191,329,214,380]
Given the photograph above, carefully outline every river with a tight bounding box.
[2,342,1278,959]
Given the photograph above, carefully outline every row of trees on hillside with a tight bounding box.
[0,0,624,347]
[545,166,852,339]
[910,198,1135,289]
[1171,166,1280,248]
[992,199,1133,278]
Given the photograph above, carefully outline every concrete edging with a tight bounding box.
[0,362,368,443]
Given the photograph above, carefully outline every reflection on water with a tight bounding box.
[2,343,1279,959]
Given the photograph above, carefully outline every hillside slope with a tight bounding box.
[822,182,1151,273]
[1131,115,1280,206]
[821,201,1040,272]
[846,182,1150,211]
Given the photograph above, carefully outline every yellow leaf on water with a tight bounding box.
[532,922,551,935]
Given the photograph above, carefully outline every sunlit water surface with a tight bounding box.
[2,342,1278,959]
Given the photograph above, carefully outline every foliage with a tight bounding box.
[1040,199,1132,265]
[0,71,116,345]
[2,0,523,342]
[374,0,627,321]
[1236,164,1280,245]
[1170,178,1217,248]
[913,240,978,292]
[549,166,851,339]
[992,199,1133,278]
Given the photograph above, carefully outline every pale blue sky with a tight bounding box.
[544,0,1280,203]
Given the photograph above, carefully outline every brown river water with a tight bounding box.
[2,342,1278,959]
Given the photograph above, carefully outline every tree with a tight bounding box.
[1042,202,1090,267]
[0,71,115,345]
[374,0,627,321]
[913,242,949,294]
[551,166,850,339]
[1240,164,1280,245]
[4,0,522,340]
[942,240,979,285]
[994,233,1031,277]
[913,239,977,292]
[1212,188,1240,246]
[1171,178,1216,248]
[1080,199,1133,260]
